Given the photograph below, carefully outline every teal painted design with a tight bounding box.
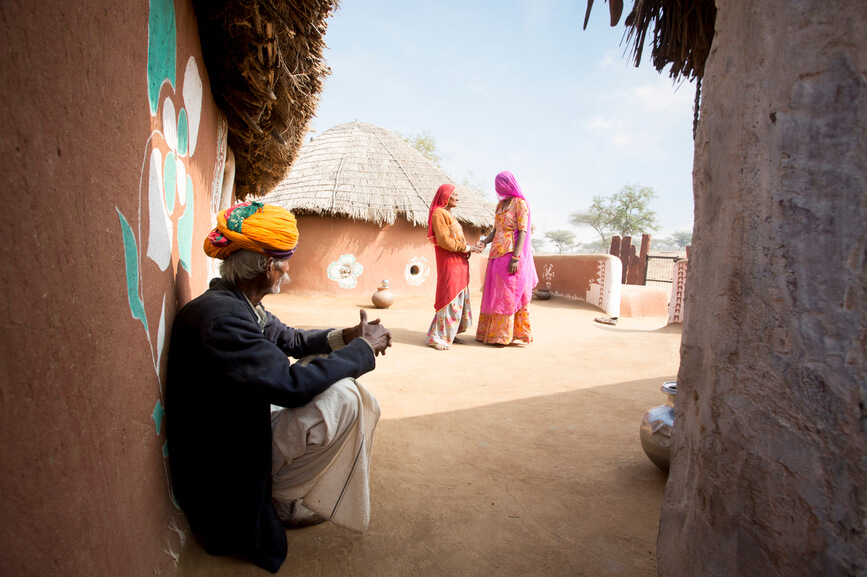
[152,399,165,435]
[163,151,176,214]
[178,175,195,272]
[163,440,170,458]
[116,209,149,333]
[226,200,264,232]
[147,0,177,116]
[177,108,189,156]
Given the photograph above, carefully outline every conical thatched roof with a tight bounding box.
[261,121,495,228]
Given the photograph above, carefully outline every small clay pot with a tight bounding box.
[371,280,395,309]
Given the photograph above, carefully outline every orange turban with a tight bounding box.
[204,200,299,260]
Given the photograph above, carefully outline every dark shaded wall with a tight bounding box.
[658,0,866,574]
[0,0,227,574]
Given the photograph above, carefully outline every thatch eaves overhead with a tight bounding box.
[261,121,496,229]
[583,0,716,81]
[192,0,338,200]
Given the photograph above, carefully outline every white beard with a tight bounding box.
[270,273,291,294]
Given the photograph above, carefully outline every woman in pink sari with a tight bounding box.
[475,171,539,345]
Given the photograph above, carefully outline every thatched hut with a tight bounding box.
[260,121,495,297]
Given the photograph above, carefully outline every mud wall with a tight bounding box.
[0,1,228,574]
[658,0,867,575]
[284,215,484,299]
[531,254,622,317]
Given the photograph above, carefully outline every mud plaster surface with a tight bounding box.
[177,294,682,576]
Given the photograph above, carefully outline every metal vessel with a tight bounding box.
[640,381,677,473]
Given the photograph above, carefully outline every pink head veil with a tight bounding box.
[494,171,532,262]
[495,171,527,203]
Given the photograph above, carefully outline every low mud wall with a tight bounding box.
[532,255,622,317]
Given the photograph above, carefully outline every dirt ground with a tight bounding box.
[177,293,682,577]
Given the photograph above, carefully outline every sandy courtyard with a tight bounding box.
[177,293,682,576]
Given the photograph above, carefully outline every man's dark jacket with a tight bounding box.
[166,278,375,573]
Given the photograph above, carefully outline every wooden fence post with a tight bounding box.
[609,236,621,257]
[619,236,632,284]
[637,234,651,285]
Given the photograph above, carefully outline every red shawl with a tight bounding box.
[427,184,470,311]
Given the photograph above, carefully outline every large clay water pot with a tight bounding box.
[640,381,676,473]
[371,280,395,309]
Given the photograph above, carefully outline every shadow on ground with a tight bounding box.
[178,379,669,577]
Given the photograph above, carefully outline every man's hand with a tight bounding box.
[344,309,392,356]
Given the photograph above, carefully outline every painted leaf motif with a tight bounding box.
[116,208,149,333]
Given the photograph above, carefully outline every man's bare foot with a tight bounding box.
[432,343,449,350]
[452,337,465,344]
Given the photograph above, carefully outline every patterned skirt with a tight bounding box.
[427,287,472,348]
[475,305,532,345]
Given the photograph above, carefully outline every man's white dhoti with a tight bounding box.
[270,377,380,532]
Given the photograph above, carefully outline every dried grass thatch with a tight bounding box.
[584,0,716,80]
[261,121,495,229]
[192,0,337,200]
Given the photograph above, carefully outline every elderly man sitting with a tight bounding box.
[166,201,391,573]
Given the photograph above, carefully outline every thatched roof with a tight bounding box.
[192,0,338,200]
[584,0,716,81]
[261,121,496,229]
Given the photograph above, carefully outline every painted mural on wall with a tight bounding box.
[542,263,554,290]
[327,254,364,289]
[538,256,622,318]
[114,0,226,561]
[667,259,687,324]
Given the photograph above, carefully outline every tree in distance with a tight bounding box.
[668,229,693,249]
[570,184,661,247]
[531,237,549,254]
[396,130,442,167]
[397,130,493,199]
[577,239,610,254]
[651,230,693,252]
[544,230,576,254]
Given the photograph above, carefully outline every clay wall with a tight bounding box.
[658,0,867,574]
[284,215,485,300]
[1,1,228,574]
[532,255,622,317]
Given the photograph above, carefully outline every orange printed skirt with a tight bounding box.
[475,305,532,345]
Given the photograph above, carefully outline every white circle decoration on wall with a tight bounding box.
[327,254,364,289]
[405,256,430,286]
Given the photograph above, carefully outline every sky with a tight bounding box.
[308,0,697,247]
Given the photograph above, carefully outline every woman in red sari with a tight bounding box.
[426,184,481,350]
[475,171,539,345]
